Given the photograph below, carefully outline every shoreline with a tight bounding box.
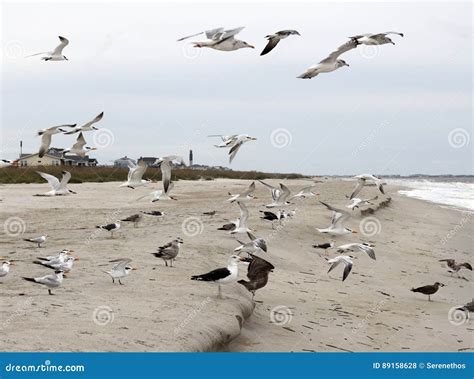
[0,179,472,352]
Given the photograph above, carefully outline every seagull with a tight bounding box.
[411,282,445,301]
[0,159,13,168]
[349,32,404,46]
[151,237,183,267]
[154,155,185,195]
[26,36,69,61]
[36,249,72,266]
[178,27,254,51]
[349,174,385,199]
[327,255,354,281]
[291,185,319,199]
[141,182,177,202]
[298,39,359,79]
[208,135,239,148]
[234,232,267,254]
[217,220,238,232]
[231,202,253,234]
[35,171,76,196]
[191,255,245,298]
[63,112,104,135]
[96,222,121,238]
[227,181,256,203]
[238,254,275,298]
[258,179,281,202]
[456,300,474,317]
[141,210,165,218]
[120,214,143,228]
[34,256,76,273]
[346,196,378,210]
[336,243,376,260]
[23,270,64,295]
[38,124,75,157]
[439,259,472,277]
[312,242,334,250]
[261,30,300,56]
[104,258,136,285]
[119,160,150,189]
[209,135,256,163]
[63,132,97,157]
[265,183,292,208]
[203,211,217,216]
[260,209,295,229]
[0,261,14,279]
[24,235,47,248]
[317,201,357,236]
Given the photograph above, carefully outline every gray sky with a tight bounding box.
[1,1,472,175]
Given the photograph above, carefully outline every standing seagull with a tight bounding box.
[191,255,245,298]
[327,255,354,281]
[38,124,75,157]
[349,174,385,199]
[234,232,267,254]
[96,222,121,238]
[178,27,254,51]
[152,237,183,267]
[411,282,445,301]
[24,235,47,248]
[349,32,403,46]
[439,259,472,277]
[35,171,76,196]
[298,39,359,79]
[261,30,300,56]
[336,243,376,260]
[62,132,97,157]
[26,36,69,61]
[120,160,150,189]
[63,112,104,134]
[227,181,256,203]
[23,270,64,295]
[0,261,14,279]
[121,213,143,228]
[238,254,275,298]
[104,258,136,285]
[317,201,357,236]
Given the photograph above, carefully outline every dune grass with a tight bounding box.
[0,166,306,184]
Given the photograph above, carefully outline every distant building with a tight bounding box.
[19,148,97,167]
[138,157,159,167]
[114,156,136,168]
[189,150,193,166]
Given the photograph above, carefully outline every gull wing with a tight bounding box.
[39,134,52,158]
[219,27,245,41]
[58,171,72,190]
[81,111,104,129]
[160,160,172,194]
[319,39,358,64]
[243,181,256,196]
[278,183,291,203]
[37,171,60,191]
[238,201,249,227]
[342,260,353,281]
[260,36,280,56]
[358,244,376,260]
[110,258,132,271]
[72,133,87,150]
[246,254,274,280]
[130,160,147,183]
[229,141,243,163]
[349,178,365,199]
[52,36,69,55]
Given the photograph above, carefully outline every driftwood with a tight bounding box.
[361,197,392,216]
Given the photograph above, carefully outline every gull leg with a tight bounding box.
[428,295,431,302]
[119,279,123,285]
[217,284,223,299]
[165,260,168,267]
[48,289,53,295]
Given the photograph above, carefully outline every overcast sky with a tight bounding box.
[1,1,472,175]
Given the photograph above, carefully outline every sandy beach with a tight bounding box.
[0,178,472,352]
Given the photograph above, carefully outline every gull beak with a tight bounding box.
[352,230,358,233]
[345,63,350,67]
[132,267,138,271]
[248,45,255,49]
[10,262,16,266]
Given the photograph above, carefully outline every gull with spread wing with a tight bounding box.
[35,171,75,196]
[178,27,254,51]
[26,36,70,61]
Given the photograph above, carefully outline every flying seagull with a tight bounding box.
[231,202,253,234]
[120,160,150,189]
[26,36,69,61]
[327,255,354,281]
[336,242,376,260]
[152,237,183,267]
[238,254,275,298]
[260,30,300,56]
[291,185,319,199]
[227,181,256,203]
[63,112,104,134]
[191,255,245,298]
[265,183,292,208]
[104,258,136,285]
[0,159,13,168]
[178,27,254,51]
[298,39,359,79]
[35,171,76,196]
[349,174,385,199]
[439,259,472,277]
[24,235,47,248]
[234,232,267,254]
[154,155,185,195]
[38,124,75,157]
[62,132,97,157]
[346,196,378,210]
[317,201,357,236]
[349,32,404,45]
[411,282,445,301]
[23,270,64,295]
[209,135,257,163]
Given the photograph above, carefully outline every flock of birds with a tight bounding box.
[0,27,472,327]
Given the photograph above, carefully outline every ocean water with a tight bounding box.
[387,179,474,211]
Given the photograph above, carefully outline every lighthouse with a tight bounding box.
[189,149,193,166]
